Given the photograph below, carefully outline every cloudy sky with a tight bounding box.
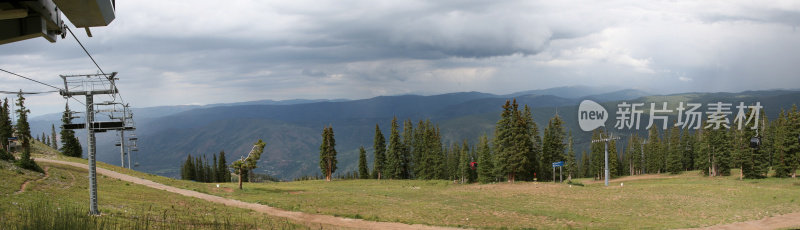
[1,0,799,116]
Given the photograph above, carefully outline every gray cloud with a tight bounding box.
[1,0,799,116]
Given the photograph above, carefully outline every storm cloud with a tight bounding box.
[1,0,799,115]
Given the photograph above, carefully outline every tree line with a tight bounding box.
[317,99,571,183]
[0,93,44,172]
[180,151,231,183]
[317,100,800,183]
[577,105,800,180]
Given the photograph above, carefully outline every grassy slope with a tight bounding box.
[0,141,303,229]
[31,141,800,229]
[109,168,800,229]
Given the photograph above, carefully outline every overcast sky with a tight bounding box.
[1,0,799,116]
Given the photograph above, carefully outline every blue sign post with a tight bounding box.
[552,161,564,183]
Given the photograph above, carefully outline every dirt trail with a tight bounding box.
[15,166,50,194]
[35,158,458,230]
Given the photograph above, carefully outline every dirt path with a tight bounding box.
[35,158,458,230]
[582,174,675,184]
[15,166,50,194]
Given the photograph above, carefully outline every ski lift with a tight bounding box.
[469,162,477,170]
[749,136,760,149]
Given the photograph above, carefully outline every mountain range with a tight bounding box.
[28,86,800,180]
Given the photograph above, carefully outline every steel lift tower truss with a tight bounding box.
[59,72,121,215]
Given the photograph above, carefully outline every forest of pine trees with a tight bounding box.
[180,151,231,183]
[359,101,800,183]
[173,100,799,183]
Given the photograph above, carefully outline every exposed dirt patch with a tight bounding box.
[15,166,50,194]
[288,191,304,195]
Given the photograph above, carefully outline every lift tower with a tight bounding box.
[60,72,120,215]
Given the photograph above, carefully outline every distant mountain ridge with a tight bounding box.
[27,87,799,180]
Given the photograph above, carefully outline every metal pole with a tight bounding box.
[119,130,125,167]
[559,166,562,182]
[604,138,609,187]
[552,166,555,183]
[86,95,99,215]
[126,139,131,169]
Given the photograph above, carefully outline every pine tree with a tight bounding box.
[358,146,369,179]
[211,154,219,182]
[666,126,683,174]
[457,140,469,183]
[493,100,529,183]
[476,134,494,183]
[14,91,41,172]
[50,124,58,150]
[773,110,791,177]
[608,139,619,178]
[645,125,662,174]
[565,131,577,180]
[787,105,800,178]
[372,124,386,179]
[542,114,566,181]
[0,98,12,151]
[230,140,266,189]
[447,143,460,180]
[523,106,541,181]
[400,119,413,179]
[319,126,338,181]
[195,156,205,182]
[218,150,229,182]
[580,150,590,178]
[682,131,696,171]
[182,154,195,180]
[60,104,82,158]
[385,117,403,179]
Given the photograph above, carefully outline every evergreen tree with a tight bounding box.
[319,126,338,181]
[682,131,696,171]
[787,105,800,178]
[580,150,591,178]
[458,140,469,183]
[217,151,229,182]
[476,134,494,183]
[230,139,266,189]
[60,104,82,158]
[493,100,529,183]
[14,91,41,172]
[608,139,619,178]
[211,154,218,182]
[50,124,58,150]
[523,106,541,181]
[666,126,683,174]
[372,124,386,179]
[400,119,413,179]
[0,99,12,151]
[645,125,662,174]
[541,115,566,180]
[182,154,195,180]
[385,117,404,179]
[773,110,792,177]
[565,131,577,180]
[358,146,369,179]
[742,109,768,179]
[447,143,461,181]
[195,156,205,182]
